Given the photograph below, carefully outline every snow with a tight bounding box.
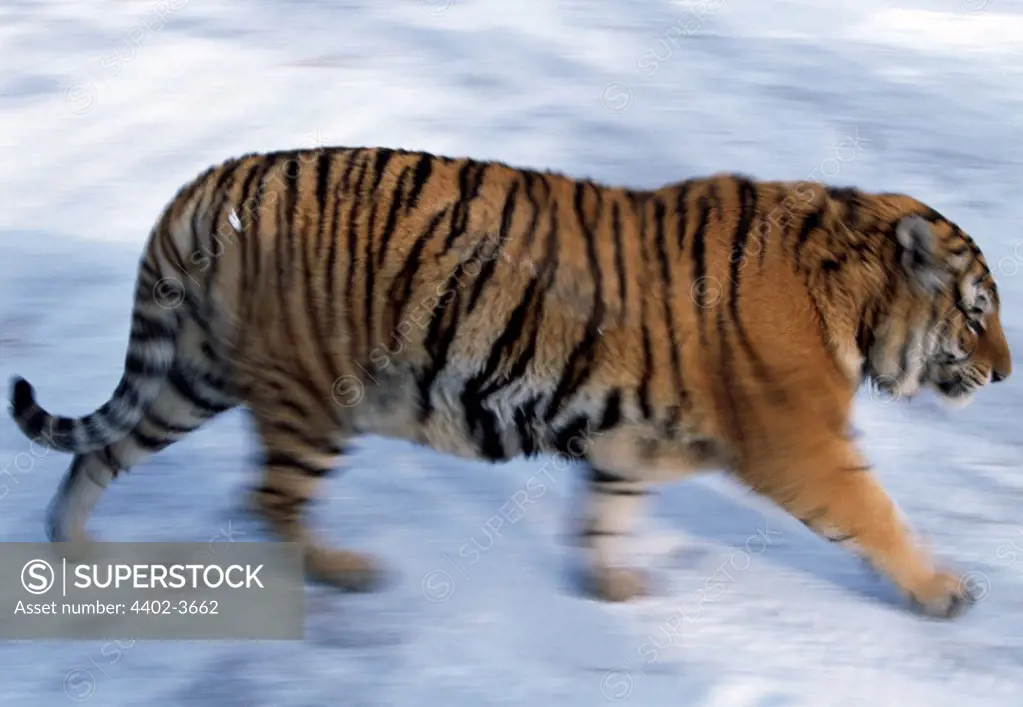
[1,0,1022,704]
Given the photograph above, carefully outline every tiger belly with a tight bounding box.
[348,365,540,463]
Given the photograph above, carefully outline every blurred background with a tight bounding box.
[1,0,1022,704]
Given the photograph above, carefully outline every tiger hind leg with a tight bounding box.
[47,454,109,546]
[576,464,652,602]
[249,412,382,592]
[46,363,236,547]
[576,431,715,602]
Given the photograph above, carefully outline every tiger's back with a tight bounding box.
[9,145,1011,616]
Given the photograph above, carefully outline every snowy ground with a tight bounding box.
[1,0,1023,704]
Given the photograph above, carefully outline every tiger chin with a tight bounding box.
[7,147,1012,621]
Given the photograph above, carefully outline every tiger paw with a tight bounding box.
[589,566,649,602]
[49,534,98,566]
[304,546,385,593]
[908,569,978,619]
[46,510,95,555]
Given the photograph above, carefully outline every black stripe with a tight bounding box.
[826,533,855,543]
[716,307,743,456]
[675,181,690,251]
[340,148,362,192]
[691,195,711,345]
[452,172,544,449]
[263,451,332,477]
[589,467,629,484]
[536,172,553,203]
[545,182,604,422]
[276,155,332,419]
[188,169,215,262]
[461,392,505,461]
[181,160,234,306]
[654,196,687,416]
[598,388,622,431]
[897,335,913,375]
[441,161,488,255]
[828,186,859,231]
[793,207,822,273]
[474,268,548,407]
[279,154,301,295]
[23,414,58,452]
[611,201,627,321]
[370,148,395,194]
[579,528,618,539]
[203,159,254,332]
[131,428,172,452]
[728,177,779,399]
[139,259,161,282]
[51,416,73,444]
[637,199,654,419]
[305,155,343,410]
[315,151,332,220]
[467,178,519,313]
[254,483,291,500]
[441,160,475,254]
[467,277,540,396]
[513,397,540,456]
[267,419,345,457]
[238,155,281,324]
[167,368,231,414]
[553,415,591,458]
[130,311,175,340]
[324,162,346,333]
[375,166,411,268]
[277,397,312,421]
[416,270,465,423]
[456,189,528,461]
[344,156,371,362]
[474,195,559,406]
[100,444,127,474]
[757,216,770,271]
[168,164,215,227]
[404,153,433,214]
[235,154,269,235]
[204,158,244,257]
[592,485,648,497]
[520,172,542,252]
[361,171,384,351]
[124,351,164,377]
[387,207,451,333]
[144,410,197,435]
[313,150,335,303]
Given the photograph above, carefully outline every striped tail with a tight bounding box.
[7,269,180,454]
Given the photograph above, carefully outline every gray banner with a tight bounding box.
[0,542,304,639]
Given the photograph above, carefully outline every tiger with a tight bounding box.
[7,146,1012,619]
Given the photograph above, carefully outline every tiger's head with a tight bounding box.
[866,213,1012,408]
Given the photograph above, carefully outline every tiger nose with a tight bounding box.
[992,369,1009,383]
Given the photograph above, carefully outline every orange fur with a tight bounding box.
[9,147,1011,616]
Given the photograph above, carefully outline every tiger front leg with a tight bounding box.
[577,465,652,602]
[743,438,976,619]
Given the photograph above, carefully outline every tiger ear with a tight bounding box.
[895,215,951,294]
